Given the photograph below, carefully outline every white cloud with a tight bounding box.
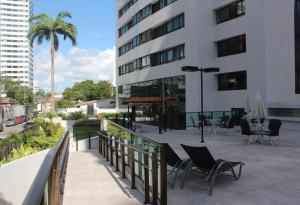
[34,47,116,92]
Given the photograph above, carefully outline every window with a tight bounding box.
[217,34,246,57]
[118,14,184,56]
[118,44,185,76]
[216,0,245,24]
[119,0,138,18]
[118,0,177,37]
[217,71,247,91]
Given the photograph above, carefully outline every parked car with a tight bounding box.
[22,115,29,122]
[6,118,17,127]
[16,116,23,124]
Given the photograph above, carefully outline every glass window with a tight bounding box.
[167,50,173,62]
[217,71,247,91]
[216,0,245,24]
[167,21,173,33]
[217,34,246,57]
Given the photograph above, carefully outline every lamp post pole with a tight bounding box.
[200,69,204,143]
[182,66,220,144]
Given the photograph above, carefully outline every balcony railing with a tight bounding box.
[98,118,167,205]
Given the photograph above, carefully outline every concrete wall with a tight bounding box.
[0,150,49,205]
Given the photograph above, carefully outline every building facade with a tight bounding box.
[116,0,300,123]
[0,0,34,88]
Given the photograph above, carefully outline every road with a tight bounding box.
[0,124,24,139]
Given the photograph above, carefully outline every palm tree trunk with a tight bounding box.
[51,39,55,113]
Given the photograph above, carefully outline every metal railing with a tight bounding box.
[74,131,99,151]
[0,124,38,162]
[186,111,232,127]
[22,131,70,205]
[98,119,167,205]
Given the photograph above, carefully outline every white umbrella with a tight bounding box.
[252,93,266,120]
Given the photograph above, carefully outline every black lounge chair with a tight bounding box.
[262,119,282,146]
[162,143,191,188]
[180,145,244,196]
[240,119,256,144]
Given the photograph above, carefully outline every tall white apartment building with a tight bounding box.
[116,0,300,127]
[0,0,33,88]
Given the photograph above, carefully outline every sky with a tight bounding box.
[33,0,116,92]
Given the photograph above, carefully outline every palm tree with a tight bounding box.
[28,11,77,112]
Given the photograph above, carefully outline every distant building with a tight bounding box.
[0,0,34,87]
[0,98,12,121]
[76,98,116,116]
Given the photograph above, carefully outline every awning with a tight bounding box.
[126,97,162,103]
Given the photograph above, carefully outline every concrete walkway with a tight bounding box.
[63,151,143,205]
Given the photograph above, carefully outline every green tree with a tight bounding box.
[63,88,85,101]
[28,11,77,112]
[62,80,114,101]
[96,81,114,99]
[2,79,35,113]
[36,89,46,98]
[56,99,74,109]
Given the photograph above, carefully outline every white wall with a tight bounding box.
[0,150,49,205]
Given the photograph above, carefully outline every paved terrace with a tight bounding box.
[62,124,300,205]
[142,126,300,205]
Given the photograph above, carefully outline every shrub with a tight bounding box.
[0,120,65,165]
[62,111,87,120]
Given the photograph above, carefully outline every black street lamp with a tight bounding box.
[182,66,220,143]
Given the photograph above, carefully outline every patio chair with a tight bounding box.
[240,119,256,144]
[262,119,282,146]
[180,145,244,196]
[220,117,234,135]
[191,117,200,129]
[162,143,191,188]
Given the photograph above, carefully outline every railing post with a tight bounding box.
[160,144,168,205]
[102,135,106,158]
[110,136,114,166]
[88,132,91,150]
[152,148,158,205]
[159,113,162,134]
[123,113,126,127]
[121,140,126,178]
[106,136,109,161]
[115,140,119,172]
[130,147,136,189]
[50,153,60,205]
[76,135,78,152]
[143,147,150,204]
[98,133,102,154]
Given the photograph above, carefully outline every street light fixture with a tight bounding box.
[182,66,220,143]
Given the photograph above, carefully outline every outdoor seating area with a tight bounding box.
[142,124,300,205]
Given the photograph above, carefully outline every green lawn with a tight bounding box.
[73,125,100,140]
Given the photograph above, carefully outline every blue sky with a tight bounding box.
[33,0,116,92]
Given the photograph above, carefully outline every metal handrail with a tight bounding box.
[107,119,162,147]
[98,118,167,205]
[98,132,153,156]
[22,131,70,205]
